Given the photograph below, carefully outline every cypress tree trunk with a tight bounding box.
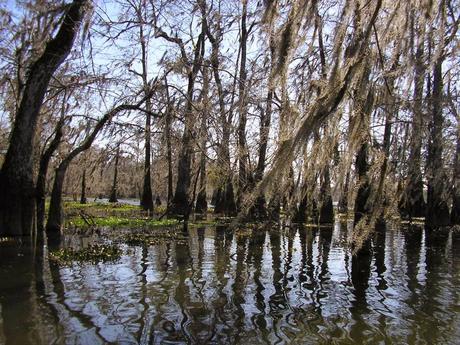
[195,169,207,214]
[80,169,87,204]
[204,11,237,216]
[169,15,206,218]
[402,26,426,218]
[139,21,154,212]
[316,12,333,225]
[0,0,87,236]
[352,139,373,262]
[195,70,209,214]
[293,193,308,223]
[214,178,237,216]
[140,104,154,211]
[319,166,334,224]
[109,146,120,203]
[451,119,460,224]
[354,142,371,225]
[252,89,273,218]
[255,90,272,183]
[47,162,70,235]
[426,57,450,228]
[36,118,64,232]
[353,63,373,228]
[165,101,174,206]
[236,0,249,210]
[338,172,350,214]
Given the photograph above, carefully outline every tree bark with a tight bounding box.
[139,21,154,212]
[236,0,249,210]
[36,118,64,233]
[402,31,427,218]
[316,13,333,225]
[252,24,276,218]
[319,165,334,224]
[0,0,87,236]
[169,14,206,218]
[80,169,87,204]
[195,68,209,214]
[426,57,450,228]
[165,103,173,206]
[140,101,154,211]
[109,146,120,203]
[354,141,371,225]
[204,10,236,216]
[47,161,70,236]
[451,118,460,224]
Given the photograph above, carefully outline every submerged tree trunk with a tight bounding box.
[426,57,450,228]
[109,146,120,203]
[0,0,87,236]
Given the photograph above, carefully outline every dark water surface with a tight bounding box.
[0,224,459,344]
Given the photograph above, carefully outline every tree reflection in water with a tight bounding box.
[0,223,459,344]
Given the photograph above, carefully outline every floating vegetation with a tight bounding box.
[63,202,147,220]
[235,228,253,238]
[123,230,188,246]
[64,201,139,210]
[67,216,179,229]
[400,217,425,226]
[49,244,122,265]
[189,219,218,227]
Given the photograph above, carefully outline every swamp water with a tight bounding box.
[0,224,459,344]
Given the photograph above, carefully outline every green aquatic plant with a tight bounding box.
[49,244,122,265]
[123,231,188,246]
[189,219,218,227]
[64,201,139,211]
[67,216,179,229]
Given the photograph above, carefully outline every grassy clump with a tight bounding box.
[67,216,179,229]
[49,244,122,265]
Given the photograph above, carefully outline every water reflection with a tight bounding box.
[0,224,459,344]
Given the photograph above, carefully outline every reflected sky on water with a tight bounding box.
[0,223,459,344]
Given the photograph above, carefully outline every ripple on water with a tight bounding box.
[0,224,459,344]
